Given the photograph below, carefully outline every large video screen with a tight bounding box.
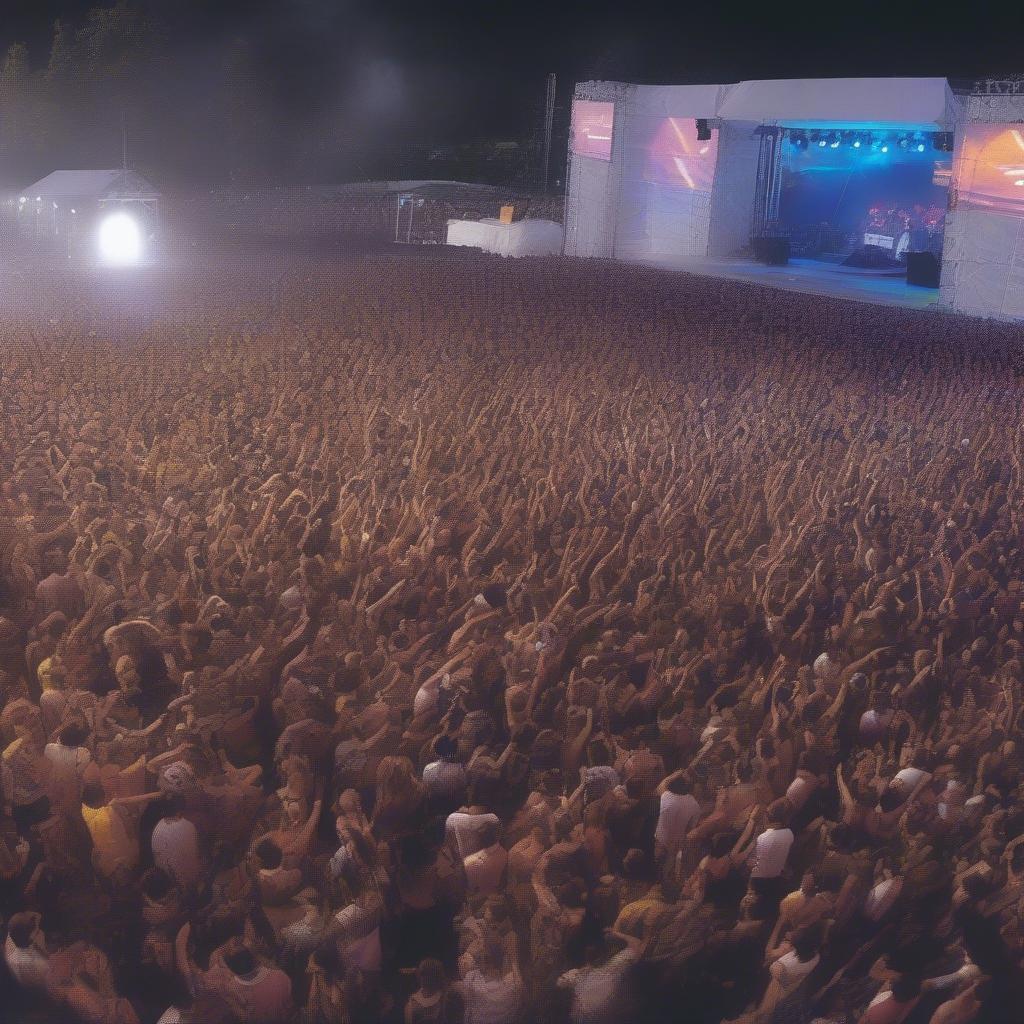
[954,124,1024,215]
[643,117,718,191]
[572,100,614,161]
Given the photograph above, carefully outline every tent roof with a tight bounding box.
[716,78,959,129]
[22,169,160,201]
[628,84,727,118]
[575,81,726,117]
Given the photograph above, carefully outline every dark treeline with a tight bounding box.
[0,1,563,192]
[0,2,379,189]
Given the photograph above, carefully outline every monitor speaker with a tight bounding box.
[906,251,941,288]
[696,118,711,141]
[753,237,790,265]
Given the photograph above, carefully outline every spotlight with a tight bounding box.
[98,211,142,265]
[916,143,925,152]
[853,139,862,148]
[1016,180,1024,187]
[818,138,828,148]
[881,143,889,153]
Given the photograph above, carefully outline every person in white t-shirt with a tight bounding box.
[557,930,643,1024]
[423,734,468,810]
[860,973,922,1024]
[447,808,502,861]
[863,868,904,924]
[458,940,523,1024]
[749,802,794,909]
[151,795,204,890]
[654,773,700,860]
[738,923,822,1022]
[5,911,53,997]
[749,801,794,898]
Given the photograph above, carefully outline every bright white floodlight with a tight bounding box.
[98,212,142,265]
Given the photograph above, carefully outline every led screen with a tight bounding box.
[643,117,718,191]
[572,100,614,161]
[954,124,1024,215]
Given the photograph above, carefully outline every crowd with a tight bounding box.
[1,250,1024,1024]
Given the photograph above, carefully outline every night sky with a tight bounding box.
[3,0,1024,176]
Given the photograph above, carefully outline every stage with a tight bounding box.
[640,254,944,312]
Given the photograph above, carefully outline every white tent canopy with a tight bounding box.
[22,169,160,203]
[716,77,961,129]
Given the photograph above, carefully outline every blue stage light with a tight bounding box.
[881,144,889,153]
[916,143,925,152]
[853,139,862,148]
[818,139,827,147]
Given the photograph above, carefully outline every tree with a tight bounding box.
[0,43,49,181]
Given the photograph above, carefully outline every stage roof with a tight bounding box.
[22,169,161,202]
[716,78,960,129]
[576,81,726,117]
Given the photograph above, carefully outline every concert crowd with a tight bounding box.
[1,252,1024,1024]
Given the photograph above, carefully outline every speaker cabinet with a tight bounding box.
[753,237,790,266]
[906,251,940,288]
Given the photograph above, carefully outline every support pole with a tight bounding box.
[542,73,556,194]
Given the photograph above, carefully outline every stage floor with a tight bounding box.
[642,255,943,312]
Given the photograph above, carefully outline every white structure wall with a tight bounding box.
[940,94,1024,321]
[564,81,626,258]
[565,81,725,260]
[708,120,761,257]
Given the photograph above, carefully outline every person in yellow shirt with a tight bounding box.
[80,779,163,884]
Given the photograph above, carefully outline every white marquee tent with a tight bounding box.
[22,169,160,207]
